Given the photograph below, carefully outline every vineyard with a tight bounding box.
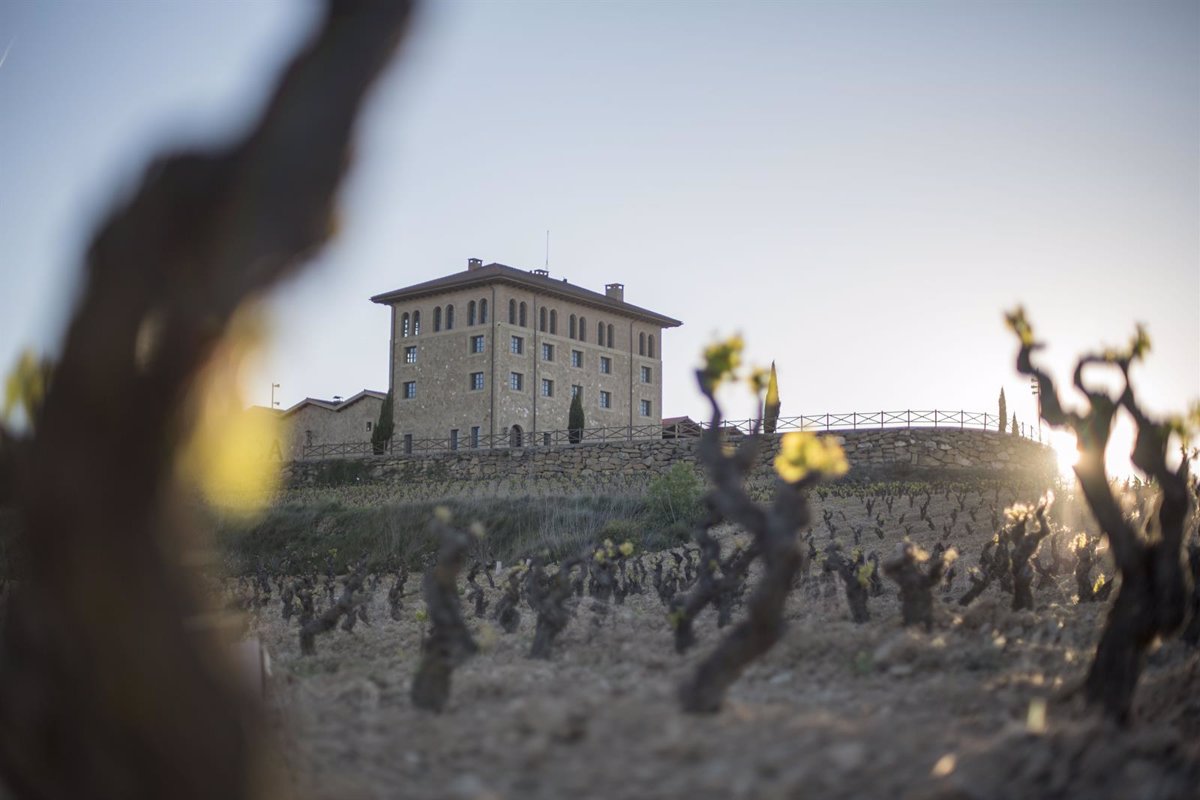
[0,5,1194,798]
[212,325,1200,799]
[226,478,1200,799]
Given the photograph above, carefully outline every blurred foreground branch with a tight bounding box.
[0,3,413,797]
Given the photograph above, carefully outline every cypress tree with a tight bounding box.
[1011,412,1018,437]
[568,391,585,444]
[998,388,1007,433]
[372,390,394,454]
[763,361,781,434]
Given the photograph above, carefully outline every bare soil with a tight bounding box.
[247,493,1200,800]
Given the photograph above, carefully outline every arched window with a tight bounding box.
[519,302,528,328]
[401,312,410,338]
[639,332,646,355]
[468,301,476,326]
[648,334,655,358]
[549,310,557,335]
[597,321,604,345]
[579,317,586,342]
[607,324,614,348]
[569,314,577,339]
[413,310,421,335]
[539,307,547,332]
[446,304,455,330]
[509,299,517,324]
[433,306,442,332]
[480,298,488,324]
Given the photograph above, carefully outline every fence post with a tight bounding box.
[934,409,938,427]
[907,409,911,428]
[960,410,964,429]
[880,411,884,429]
[825,413,830,432]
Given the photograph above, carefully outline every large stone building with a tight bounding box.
[370,259,682,451]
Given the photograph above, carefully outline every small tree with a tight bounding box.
[371,390,394,454]
[763,361,781,434]
[1011,412,1018,437]
[998,388,1007,433]
[646,462,705,530]
[568,391,585,444]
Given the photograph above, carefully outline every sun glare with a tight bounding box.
[1047,429,1079,480]
[1044,419,1143,482]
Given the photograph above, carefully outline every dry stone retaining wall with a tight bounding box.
[285,428,1056,492]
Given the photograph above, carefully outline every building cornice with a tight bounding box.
[370,262,682,328]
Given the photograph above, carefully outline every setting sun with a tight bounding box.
[1043,416,1142,482]
[1046,429,1079,480]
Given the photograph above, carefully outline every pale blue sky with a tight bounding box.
[1,1,1197,458]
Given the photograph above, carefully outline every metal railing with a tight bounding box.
[299,410,1036,460]
[710,410,1016,435]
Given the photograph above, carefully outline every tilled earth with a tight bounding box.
[248,496,1200,800]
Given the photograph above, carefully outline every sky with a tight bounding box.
[1,1,1197,472]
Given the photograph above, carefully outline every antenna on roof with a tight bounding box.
[545,230,550,270]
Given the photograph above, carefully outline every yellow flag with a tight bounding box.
[764,361,781,433]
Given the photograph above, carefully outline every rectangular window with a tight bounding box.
[541,378,554,397]
[450,429,459,451]
[542,343,554,361]
[470,425,480,448]
[470,335,485,354]
[404,345,417,364]
[599,356,612,374]
[641,365,652,383]
[470,372,484,391]
[510,372,524,391]
[511,335,524,355]
[640,399,652,417]
[571,384,582,399]
[599,390,612,409]
[403,381,416,399]
[403,434,413,454]
[571,349,582,368]
[366,421,373,431]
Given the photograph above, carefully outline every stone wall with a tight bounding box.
[285,427,1056,493]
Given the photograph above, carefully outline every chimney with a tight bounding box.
[605,282,624,302]
[467,257,483,271]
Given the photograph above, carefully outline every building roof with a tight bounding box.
[281,389,386,417]
[370,262,683,328]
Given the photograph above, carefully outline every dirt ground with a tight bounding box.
[246,492,1200,800]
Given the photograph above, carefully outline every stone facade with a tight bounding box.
[281,390,385,458]
[285,427,1056,492]
[371,259,682,450]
